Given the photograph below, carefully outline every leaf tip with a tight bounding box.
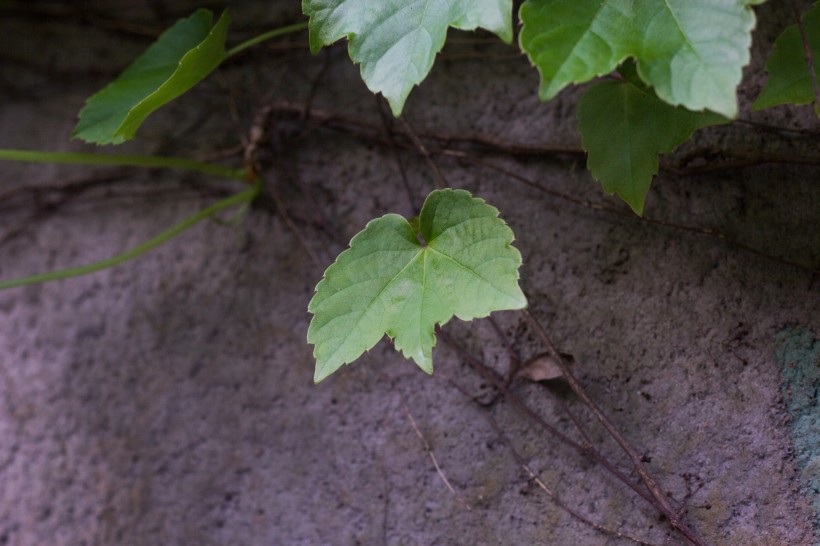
[625,198,645,216]
[413,354,434,375]
[513,291,529,310]
[313,369,327,384]
[313,359,337,384]
[386,94,406,118]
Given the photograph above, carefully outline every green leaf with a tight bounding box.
[308,189,527,383]
[72,9,230,145]
[753,2,820,114]
[519,0,763,117]
[578,78,726,215]
[303,0,513,116]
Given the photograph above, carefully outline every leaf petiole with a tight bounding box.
[0,149,246,180]
[0,182,260,291]
[225,21,309,58]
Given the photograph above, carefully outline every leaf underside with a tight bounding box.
[519,0,764,118]
[302,0,513,116]
[754,2,820,114]
[578,77,725,215]
[307,189,527,383]
[72,9,230,145]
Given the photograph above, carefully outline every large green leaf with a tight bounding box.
[308,189,527,383]
[303,0,513,116]
[578,75,725,215]
[753,2,820,114]
[520,0,764,117]
[72,9,230,145]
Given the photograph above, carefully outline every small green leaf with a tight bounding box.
[303,0,513,116]
[753,3,820,114]
[578,79,726,215]
[308,189,527,382]
[72,9,230,145]
[519,0,762,117]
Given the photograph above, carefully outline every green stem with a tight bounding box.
[0,149,245,180]
[0,183,260,291]
[225,21,309,58]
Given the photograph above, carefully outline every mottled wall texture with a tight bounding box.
[0,2,818,545]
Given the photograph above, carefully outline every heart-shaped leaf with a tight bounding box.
[303,0,513,116]
[72,9,230,145]
[753,2,820,115]
[519,0,764,117]
[308,189,527,382]
[578,76,726,214]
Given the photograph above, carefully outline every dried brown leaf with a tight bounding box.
[516,352,563,382]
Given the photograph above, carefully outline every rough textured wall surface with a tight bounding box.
[0,2,818,545]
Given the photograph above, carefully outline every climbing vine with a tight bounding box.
[0,3,817,543]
